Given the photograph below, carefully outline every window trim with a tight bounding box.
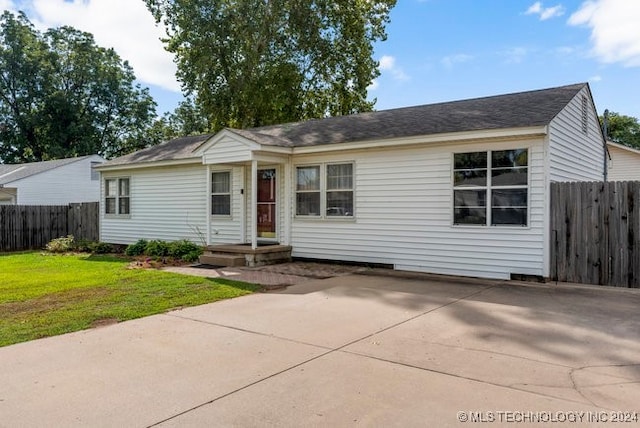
[451,148,530,228]
[104,177,131,218]
[294,161,355,220]
[211,169,232,217]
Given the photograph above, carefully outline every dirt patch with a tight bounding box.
[0,287,112,316]
[127,257,191,270]
[90,318,119,328]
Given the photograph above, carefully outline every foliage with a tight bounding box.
[125,238,202,262]
[167,239,203,262]
[151,98,210,142]
[45,235,75,253]
[600,111,640,149]
[89,242,113,254]
[144,240,171,258]
[0,12,159,163]
[124,239,149,257]
[145,0,397,130]
[0,252,258,346]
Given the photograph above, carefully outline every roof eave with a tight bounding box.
[96,157,202,172]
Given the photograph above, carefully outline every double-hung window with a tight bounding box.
[453,149,528,226]
[296,163,354,218]
[105,178,130,215]
[211,171,231,216]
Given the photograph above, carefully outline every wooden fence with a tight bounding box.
[550,181,640,288]
[0,202,99,252]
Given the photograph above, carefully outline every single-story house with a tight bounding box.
[0,155,104,205]
[97,83,606,280]
[606,141,640,181]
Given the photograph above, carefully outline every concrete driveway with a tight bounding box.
[1,273,639,427]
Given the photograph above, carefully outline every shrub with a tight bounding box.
[46,235,75,253]
[124,239,148,256]
[90,242,113,254]
[144,240,170,258]
[73,239,93,253]
[168,240,203,260]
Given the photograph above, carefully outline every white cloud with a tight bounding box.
[14,0,179,92]
[590,75,602,82]
[367,79,379,91]
[377,55,409,81]
[441,53,473,68]
[525,2,565,20]
[569,0,640,67]
[502,47,528,64]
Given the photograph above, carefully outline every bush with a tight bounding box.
[46,235,75,253]
[144,240,170,258]
[168,240,203,260]
[90,242,113,254]
[74,238,93,253]
[124,239,148,256]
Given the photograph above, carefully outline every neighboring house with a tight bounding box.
[97,83,606,280]
[0,155,104,205]
[607,141,640,181]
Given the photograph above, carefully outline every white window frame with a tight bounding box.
[211,170,232,217]
[452,149,529,227]
[295,162,355,219]
[104,177,130,217]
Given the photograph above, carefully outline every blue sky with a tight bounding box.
[5,0,640,119]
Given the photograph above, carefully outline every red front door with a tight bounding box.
[257,169,276,239]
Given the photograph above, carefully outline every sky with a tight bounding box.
[3,0,640,119]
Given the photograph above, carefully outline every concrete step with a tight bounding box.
[199,253,246,267]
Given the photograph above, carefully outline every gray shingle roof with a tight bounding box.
[0,155,94,185]
[100,134,214,167]
[102,83,587,167]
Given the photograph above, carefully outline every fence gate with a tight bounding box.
[550,181,640,288]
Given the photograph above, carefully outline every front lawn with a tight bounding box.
[0,252,258,347]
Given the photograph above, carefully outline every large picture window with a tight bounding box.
[296,163,354,218]
[453,149,528,226]
[105,178,130,215]
[211,171,231,216]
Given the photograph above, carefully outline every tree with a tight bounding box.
[600,111,640,149]
[0,12,158,163]
[145,0,397,130]
[151,97,210,142]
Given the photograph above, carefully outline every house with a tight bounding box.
[0,155,104,205]
[97,83,606,280]
[606,141,640,181]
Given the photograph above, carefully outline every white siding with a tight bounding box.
[12,155,103,205]
[101,164,208,245]
[209,166,244,245]
[549,87,605,182]
[203,136,253,164]
[291,139,546,279]
[607,144,640,181]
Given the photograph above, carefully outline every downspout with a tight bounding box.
[602,109,611,182]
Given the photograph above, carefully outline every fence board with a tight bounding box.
[0,202,98,252]
[551,181,640,288]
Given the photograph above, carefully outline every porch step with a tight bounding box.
[199,253,246,267]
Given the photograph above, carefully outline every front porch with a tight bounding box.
[200,243,292,267]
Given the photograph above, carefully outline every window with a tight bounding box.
[453,149,528,226]
[296,163,354,218]
[105,178,130,215]
[211,171,231,216]
[296,166,320,216]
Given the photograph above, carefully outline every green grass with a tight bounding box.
[0,252,259,347]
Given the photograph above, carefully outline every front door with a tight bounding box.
[257,168,276,239]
